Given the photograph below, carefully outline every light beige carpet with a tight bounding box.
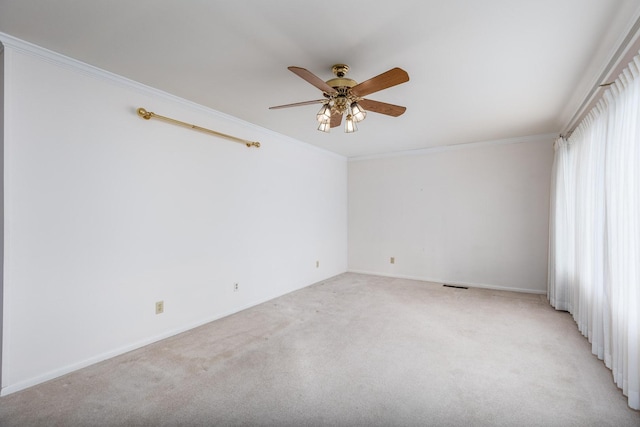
[0,273,638,426]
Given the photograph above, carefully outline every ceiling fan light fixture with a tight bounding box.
[270,64,409,134]
[316,104,332,122]
[318,121,331,133]
[345,114,358,133]
[351,102,366,122]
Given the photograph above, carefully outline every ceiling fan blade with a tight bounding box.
[288,66,337,94]
[350,67,409,97]
[269,99,326,110]
[330,111,343,128]
[358,99,407,117]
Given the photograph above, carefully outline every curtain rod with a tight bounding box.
[137,108,261,148]
[562,15,640,138]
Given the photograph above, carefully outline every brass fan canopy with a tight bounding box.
[326,64,357,90]
[332,64,349,77]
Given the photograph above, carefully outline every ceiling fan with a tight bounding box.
[269,64,409,133]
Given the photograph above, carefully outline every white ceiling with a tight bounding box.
[1,0,640,158]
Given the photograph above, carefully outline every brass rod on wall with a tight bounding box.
[137,108,260,148]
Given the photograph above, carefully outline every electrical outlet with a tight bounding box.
[234,283,239,292]
[316,260,319,268]
[390,257,395,264]
[155,301,164,314]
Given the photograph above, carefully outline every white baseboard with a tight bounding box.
[1,305,251,396]
[346,269,547,295]
[1,272,345,397]
[0,269,538,396]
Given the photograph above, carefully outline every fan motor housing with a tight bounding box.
[326,77,357,89]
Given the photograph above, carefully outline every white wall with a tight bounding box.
[0,38,347,394]
[348,138,554,293]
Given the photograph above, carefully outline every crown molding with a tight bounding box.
[0,32,556,163]
[0,32,346,161]
[348,133,557,162]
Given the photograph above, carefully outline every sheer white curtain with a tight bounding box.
[548,136,572,311]
[548,53,640,410]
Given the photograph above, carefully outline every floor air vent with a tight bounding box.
[443,284,468,289]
